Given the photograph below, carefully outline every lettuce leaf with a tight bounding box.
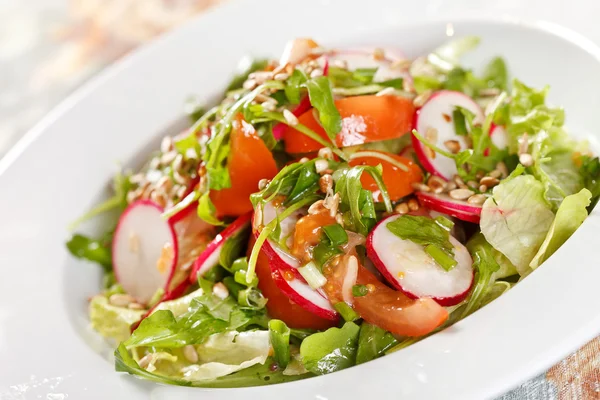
[89,296,144,342]
[300,322,360,375]
[480,175,554,274]
[181,331,271,381]
[530,189,591,269]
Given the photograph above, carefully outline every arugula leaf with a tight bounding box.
[269,320,291,369]
[334,165,391,236]
[219,221,251,270]
[355,323,398,365]
[173,132,201,159]
[68,170,132,230]
[305,76,342,140]
[322,223,348,246]
[300,322,360,375]
[482,57,508,91]
[286,160,322,205]
[198,192,225,226]
[66,233,112,269]
[530,188,591,269]
[285,69,308,104]
[386,215,454,255]
[462,233,501,317]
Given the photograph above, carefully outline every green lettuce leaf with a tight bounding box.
[180,331,271,381]
[531,129,584,209]
[480,175,554,274]
[89,296,144,342]
[300,322,360,375]
[530,189,591,269]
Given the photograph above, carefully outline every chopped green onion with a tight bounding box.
[222,276,244,299]
[298,262,327,289]
[352,284,369,297]
[452,108,468,136]
[268,320,291,368]
[322,224,348,247]
[238,287,267,309]
[425,244,458,271]
[348,151,409,172]
[434,216,454,231]
[234,270,258,287]
[313,242,343,268]
[334,302,360,322]
[230,257,249,273]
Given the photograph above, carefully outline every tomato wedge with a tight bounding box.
[349,151,423,201]
[210,116,278,218]
[323,255,448,336]
[284,95,416,154]
[255,246,337,330]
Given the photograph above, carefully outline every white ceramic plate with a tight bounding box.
[2,1,600,399]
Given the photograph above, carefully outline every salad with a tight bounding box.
[67,37,600,387]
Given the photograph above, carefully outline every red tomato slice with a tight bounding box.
[349,151,423,201]
[210,116,278,218]
[255,245,337,330]
[283,95,416,154]
[323,255,448,337]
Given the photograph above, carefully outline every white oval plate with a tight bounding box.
[2,1,600,399]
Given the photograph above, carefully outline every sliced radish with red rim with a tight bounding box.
[490,124,508,150]
[366,214,474,306]
[413,90,484,180]
[189,212,252,283]
[113,200,214,305]
[416,191,482,224]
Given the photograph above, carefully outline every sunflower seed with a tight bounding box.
[467,194,487,205]
[449,188,474,200]
[394,202,409,214]
[183,345,199,363]
[519,153,534,167]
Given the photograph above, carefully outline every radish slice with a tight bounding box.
[271,267,338,321]
[366,214,473,306]
[413,90,484,180]
[416,191,482,224]
[113,200,177,305]
[113,200,214,305]
[254,200,338,320]
[490,124,508,150]
[189,212,252,283]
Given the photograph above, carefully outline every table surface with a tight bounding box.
[1,1,598,399]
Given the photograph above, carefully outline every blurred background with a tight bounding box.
[0,0,222,159]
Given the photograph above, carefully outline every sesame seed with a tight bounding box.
[319,174,333,193]
[427,175,446,193]
[394,202,409,214]
[318,147,334,160]
[160,136,173,153]
[496,163,508,178]
[376,87,396,97]
[243,79,257,90]
[411,182,431,192]
[444,139,461,154]
[407,198,420,211]
[519,153,534,167]
[283,109,299,126]
[183,345,199,363]
[212,282,229,300]
[413,90,432,107]
[310,68,323,78]
[449,188,474,200]
[109,294,135,308]
[489,169,503,179]
[467,194,487,205]
[480,176,499,188]
[315,159,329,174]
